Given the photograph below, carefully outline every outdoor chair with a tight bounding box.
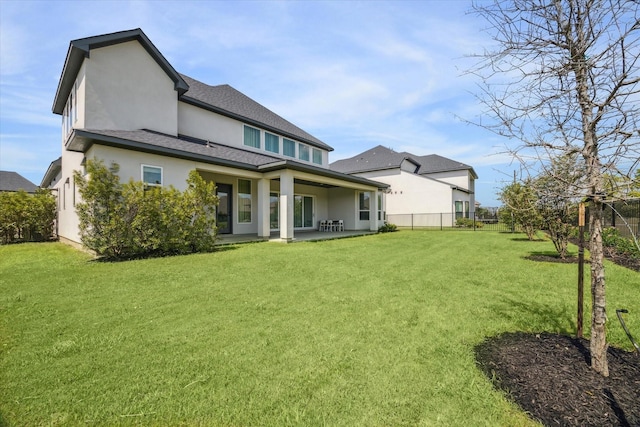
[335,219,344,231]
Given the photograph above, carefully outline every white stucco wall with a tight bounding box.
[356,169,453,214]
[425,170,472,191]
[178,102,241,147]
[83,41,178,135]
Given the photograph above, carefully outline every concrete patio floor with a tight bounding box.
[216,230,376,245]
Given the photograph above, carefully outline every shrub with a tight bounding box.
[74,160,218,259]
[0,189,56,244]
[455,218,484,228]
[378,223,398,233]
[602,227,640,258]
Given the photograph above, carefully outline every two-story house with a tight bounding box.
[331,145,477,225]
[47,28,388,245]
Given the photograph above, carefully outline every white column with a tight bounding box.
[279,170,295,241]
[257,178,271,239]
[370,190,379,231]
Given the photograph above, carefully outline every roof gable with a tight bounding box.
[180,75,332,151]
[0,171,39,193]
[412,154,478,179]
[52,28,188,114]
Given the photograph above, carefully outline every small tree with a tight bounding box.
[534,154,583,259]
[499,180,542,240]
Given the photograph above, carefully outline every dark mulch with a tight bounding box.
[475,332,640,426]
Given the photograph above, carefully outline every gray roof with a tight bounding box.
[330,145,477,179]
[181,75,331,151]
[67,129,388,189]
[0,171,39,193]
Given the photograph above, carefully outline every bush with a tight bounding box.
[601,227,640,258]
[455,218,484,228]
[378,223,398,233]
[74,160,218,259]
[0,189,56,244]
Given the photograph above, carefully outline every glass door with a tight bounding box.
[270,192,279,230]
[294,195,314,228]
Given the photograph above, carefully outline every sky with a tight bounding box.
[0,0,516,207]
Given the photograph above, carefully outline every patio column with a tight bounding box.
[257,178,270,239]
[279,170,294,241]
[370,190,379,231]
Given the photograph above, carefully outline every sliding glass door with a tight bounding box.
[294,195,313,228]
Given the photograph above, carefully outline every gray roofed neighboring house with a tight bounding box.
[0,171,39,193]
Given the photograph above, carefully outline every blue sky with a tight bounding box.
[0,0,515,207]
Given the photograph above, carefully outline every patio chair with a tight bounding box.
[326,220,334,232]
[319,220,327,231]
[335,220,344,231]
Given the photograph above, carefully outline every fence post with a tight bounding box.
[411,214,414,230]
[473,212,476,231]
[440,213,443,230]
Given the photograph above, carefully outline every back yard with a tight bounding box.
[1,231,638,426]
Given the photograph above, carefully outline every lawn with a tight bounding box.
[1,231,638,426]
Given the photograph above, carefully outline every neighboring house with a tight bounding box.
[45,28,387,245]
[331,145,477,224]
[0,171,39,193]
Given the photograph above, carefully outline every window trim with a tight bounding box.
[142,164,163,187]
[243,125,261,149]
[283,138,296,157]
[298,143,310,162]
[312,148,322,165]
[359,191,370,221]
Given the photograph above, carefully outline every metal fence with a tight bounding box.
[603,199,640,239]
[386,212,515,232]
[386,198,640,237]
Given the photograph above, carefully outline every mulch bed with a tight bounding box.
[475,332,640,426]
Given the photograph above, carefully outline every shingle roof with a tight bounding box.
[67,129,388,189]
[0,171,39,193]
[330,145,477,178]
[330,145,419,174]
[180,75,331,151]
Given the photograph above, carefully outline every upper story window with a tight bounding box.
[142,165,163,186]
[244,125,260,149]
[298,144,310,162]
[283,139,296,157]
[265,132,279,154]
[312,148,322,165]
[62,81,78,138]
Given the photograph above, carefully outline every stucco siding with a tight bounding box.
[84,41,178,135]
[178,102,241,147]
[425,170,471,191]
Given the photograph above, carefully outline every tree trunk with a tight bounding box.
[589,199,609,376]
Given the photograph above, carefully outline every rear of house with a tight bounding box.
[47,29,388,245]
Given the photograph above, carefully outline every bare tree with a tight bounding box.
[470,0,640,376]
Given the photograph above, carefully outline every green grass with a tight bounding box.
[1,231,638,426]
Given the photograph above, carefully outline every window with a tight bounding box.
[142,165,163,186]
[294,195,314,228]
[377,193,383,221]
[359,192,370,221]
[238,179,252,223]
[455,201,463,219]
[464,201,470,218]
[63,81,77,138]
[298,144,310,161]
[312,148,322,165]
[283,139,296,157]
[265,133,279,154]
[244,125,260,149]
[270,192,279,229]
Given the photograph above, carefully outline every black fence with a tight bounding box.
[603,199,640,239]
[385,212,515,232]
[386,199,640,237]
